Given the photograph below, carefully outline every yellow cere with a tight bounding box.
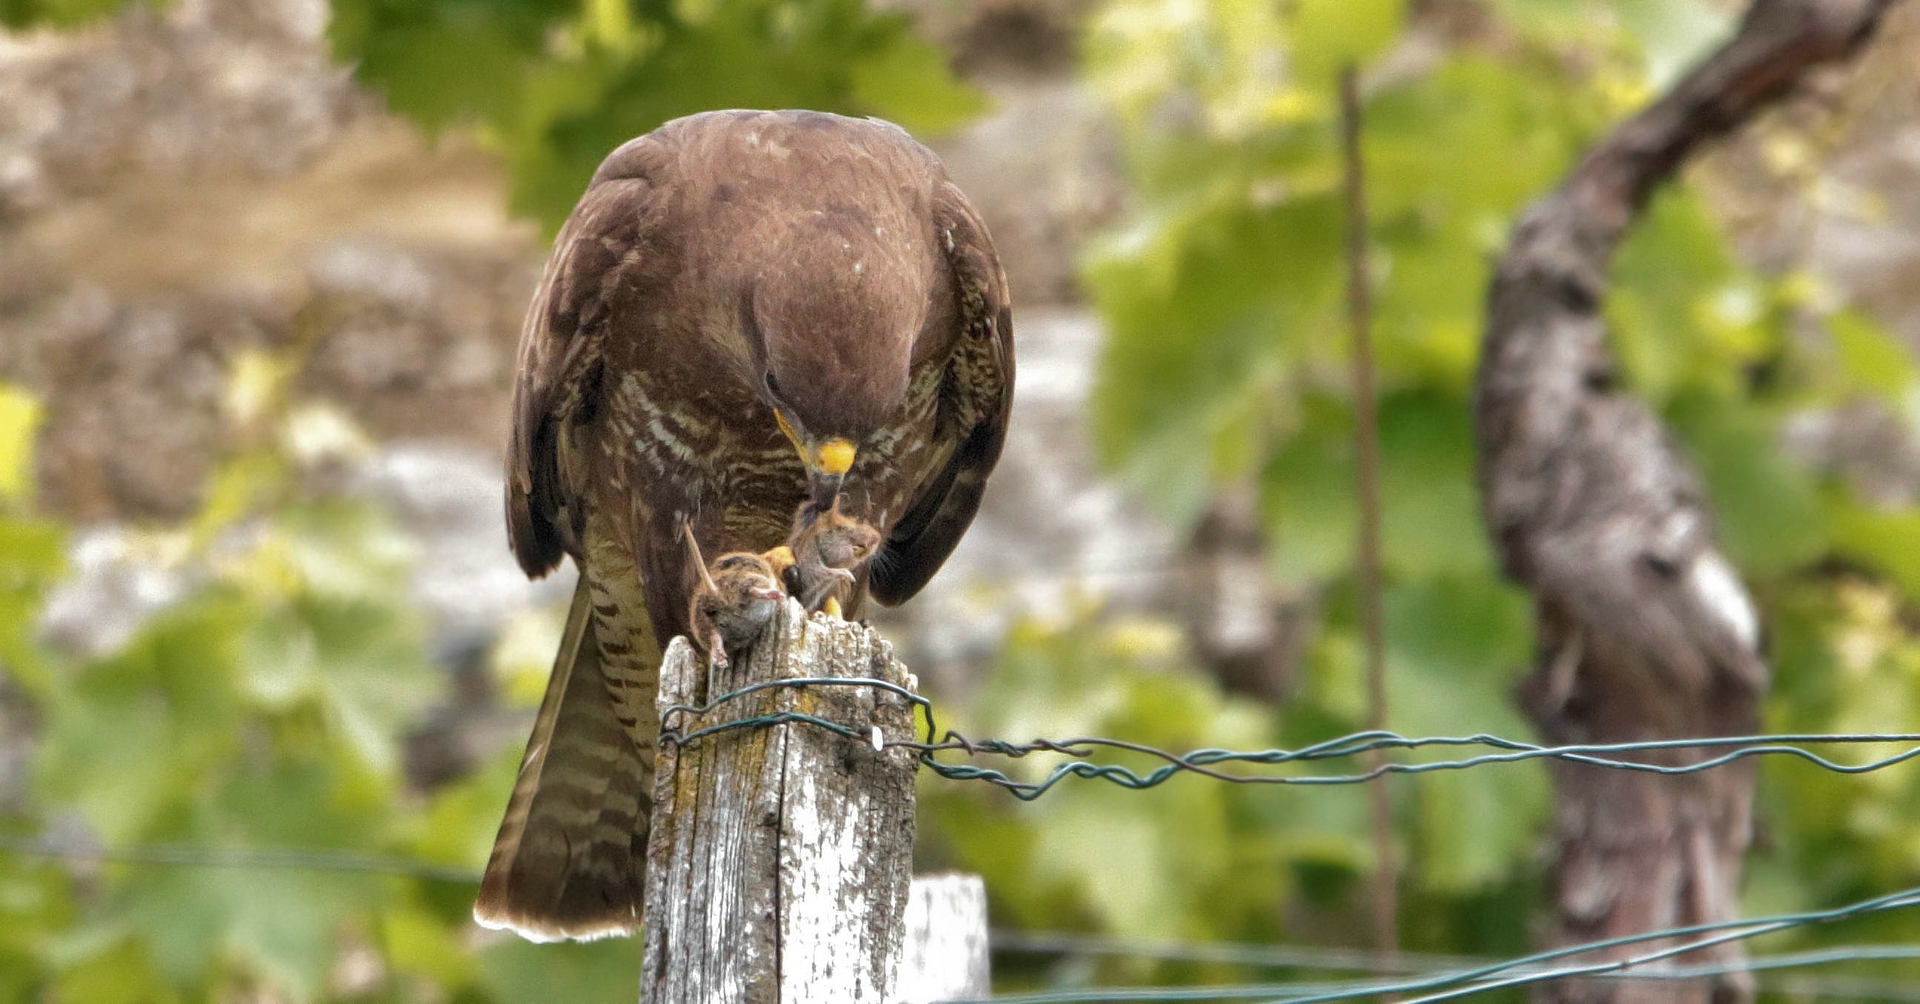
[815,438,856,475]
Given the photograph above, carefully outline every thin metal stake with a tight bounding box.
[1341,62,1398,974]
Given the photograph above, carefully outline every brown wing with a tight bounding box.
[486,137,668,940]
[868,180,1014,606]
[505,140,663,577]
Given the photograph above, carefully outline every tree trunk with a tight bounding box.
[1472,2,1900,1002]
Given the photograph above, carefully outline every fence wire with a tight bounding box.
[992,932,1920,997]
[659,675,1920,801]
[655,676,1920,999]
[962,885,1920,1004]
[0,834,479,884]
[5,830,1919,1003]
[9,676,1920,1002]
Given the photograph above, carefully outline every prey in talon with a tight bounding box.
[683,525,787,670]
[780,497,882,618]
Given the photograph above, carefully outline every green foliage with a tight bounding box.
[0,392,62,699]
[329,0,985,230]
[920,616,1298,987]
[0,0,139,29]
[0,372,639,1003]
[919,598,1549,990]
[11,0,1920,998]
[1067,0,1920,989]
[4,5,973,999]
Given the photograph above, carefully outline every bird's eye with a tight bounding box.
[763,371,781,398]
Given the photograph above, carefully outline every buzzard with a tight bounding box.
[474,109,1014,941]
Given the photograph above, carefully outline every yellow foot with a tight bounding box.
[822,596,843,619]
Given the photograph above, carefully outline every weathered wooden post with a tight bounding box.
[642,600,923,1002]
[898,873,991,1002]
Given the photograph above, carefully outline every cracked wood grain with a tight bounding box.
[642,601,919,1003]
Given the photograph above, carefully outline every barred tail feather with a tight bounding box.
[474,577,653,941]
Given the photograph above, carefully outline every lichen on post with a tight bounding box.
[641,600,921,1004]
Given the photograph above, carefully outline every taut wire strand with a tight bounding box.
[959,885,1920,1004]
[654,677,1920,800]
[11,678,1920,1002]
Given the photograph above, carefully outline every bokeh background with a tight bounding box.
[3,0,1920,1000]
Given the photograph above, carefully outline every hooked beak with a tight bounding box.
[773,409,855,511]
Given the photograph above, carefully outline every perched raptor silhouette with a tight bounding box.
[474,109,1014,941]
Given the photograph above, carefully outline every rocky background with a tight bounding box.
[4,0,1919,732]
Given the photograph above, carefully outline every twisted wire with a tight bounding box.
[963,886,1920,1003]
[7,677,1918,1002]
[657,676,1920,801]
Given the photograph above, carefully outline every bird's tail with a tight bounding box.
[473,576,654,941]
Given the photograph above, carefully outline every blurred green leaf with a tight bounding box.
[0,0,138,29]
[1376,392,1494,578]
[0,386,39,508]
[0,852,70,1003]
[36,594,251,844]
[1261,398,1357,582]
[1829,309,1917,407]
[327,0,572,131]
[1089,193,1343,476]
[1611,0,1733,87]
[50,936,175,1004]
[1828,500,1920,599]
[477,937,642,1004]
[125,861,379,996]
[1290,0,1406,90]
[1493,0,1729,88]
[1608,188,1759,403]
[331,0,984,231]
[1384,578,1545,890]
[0,516,64,697]
[849,32,990,135]
[1669,396,1828,574]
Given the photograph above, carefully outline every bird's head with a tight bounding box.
[747,211,924,510]
[763,371,862,512]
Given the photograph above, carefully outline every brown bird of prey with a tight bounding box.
[474,109,1014,942]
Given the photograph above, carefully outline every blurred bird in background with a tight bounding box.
[474,109,1014,942]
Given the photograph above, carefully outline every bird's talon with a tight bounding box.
[822,596,844,619]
